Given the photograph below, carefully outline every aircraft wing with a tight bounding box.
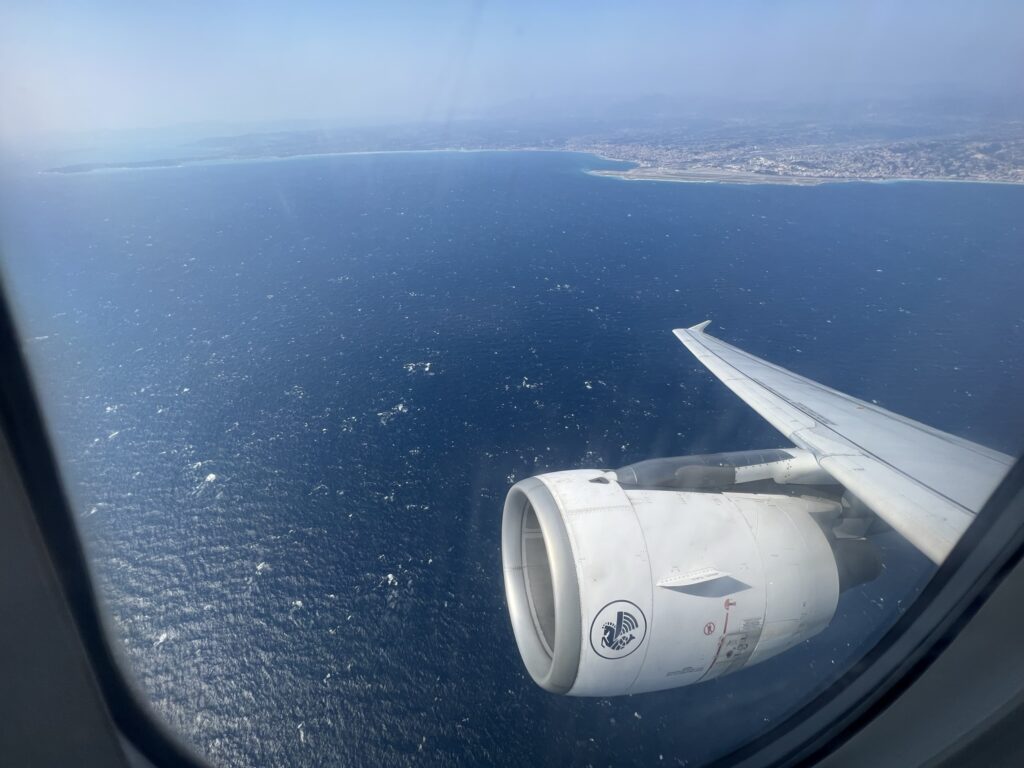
[675,322,1014,564]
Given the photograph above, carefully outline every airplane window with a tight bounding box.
[1,2,1022,766]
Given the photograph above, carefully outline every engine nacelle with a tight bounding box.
[502,467,848,696]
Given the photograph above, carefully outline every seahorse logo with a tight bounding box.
[590,600,647,659]
[601,611,639,651]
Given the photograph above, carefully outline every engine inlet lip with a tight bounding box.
[501,477,582,694]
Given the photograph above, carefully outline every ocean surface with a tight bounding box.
[2,150,1023,766]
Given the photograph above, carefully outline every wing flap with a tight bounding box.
[818,454,969,564]
[675,323,1013,563]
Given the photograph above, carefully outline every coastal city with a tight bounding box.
[569,124,1024,185]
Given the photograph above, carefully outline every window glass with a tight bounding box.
[1,3,1022,766]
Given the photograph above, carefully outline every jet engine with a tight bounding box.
[501,450,880,696]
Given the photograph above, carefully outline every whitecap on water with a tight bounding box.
[403,361,433,374]
[377,403,409,425]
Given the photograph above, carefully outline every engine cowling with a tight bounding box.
[501,468,847,696]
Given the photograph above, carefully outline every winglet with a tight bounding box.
[682,320,711,334]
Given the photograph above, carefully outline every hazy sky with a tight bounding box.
[2,1,1022,144]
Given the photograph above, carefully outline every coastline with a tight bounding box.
[40,147,569,176]
[39,147,1024,186]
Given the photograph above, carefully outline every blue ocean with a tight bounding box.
[2,151,1023,766]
